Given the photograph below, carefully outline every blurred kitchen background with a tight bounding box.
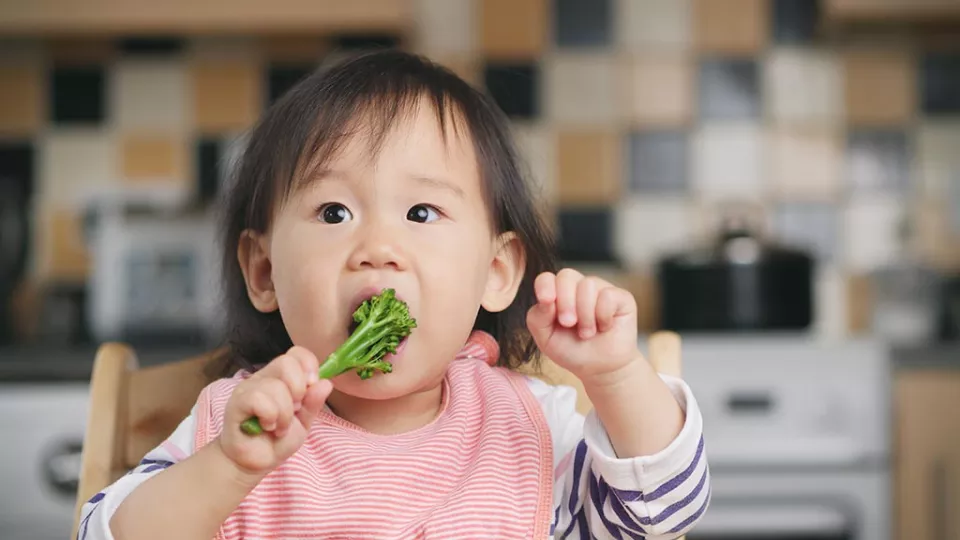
[0,0,959,538]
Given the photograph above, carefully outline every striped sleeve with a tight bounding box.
[75,408,198,540]
[529,375,710,539]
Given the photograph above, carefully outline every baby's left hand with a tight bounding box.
[526,269,642,383]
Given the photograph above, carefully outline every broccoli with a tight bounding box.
[240,288,416,435]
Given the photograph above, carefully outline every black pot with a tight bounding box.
[657,224,814,332]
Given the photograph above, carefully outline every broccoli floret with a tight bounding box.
[241,288,415,435]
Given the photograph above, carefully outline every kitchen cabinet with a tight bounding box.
[0,0,411,35]
[895,368,960,540]
[825,0,960,23]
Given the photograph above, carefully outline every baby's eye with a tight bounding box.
[407,204,440,224]
[318,203,353,224]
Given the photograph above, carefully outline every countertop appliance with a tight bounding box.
[661,335,891,540]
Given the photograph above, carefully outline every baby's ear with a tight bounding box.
[237,230,279,312]
[481,232,525,313]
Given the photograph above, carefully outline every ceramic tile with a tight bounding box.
[546,54,618,126]
[555,0,612,47]
[814,265,848,339]
[693,0,769,54]
[616,197,694,265]
[624,53,693,127]
[843,195,904,271]
[191,60,261,133]
[40,130,117,207]
[846,129,912,194]
[557,130,621,205]
[513,123,556,208]
[692,123,765,201]
[846,273,873,334]
[920,52,960,115]
[415,0,475,56]
[120,134,188,185]
[261,35,327,63]
[0,142,35,199]
[627,130,688,193]
[843,48,915,126]
[481,0,547,60]
[770,128,842,201]
[774,202,839,262]
[484,62,540,119]
[0,63,42,136]
[698,58,761,120]
[914,201,960,270]
[616,0,690,50]
[435,56,482,88]
[766,48,842,126]
[558,208,616,263]
[50,66,106,125]
[40,207,90,281]
[115,60,188,131]
[917,121,960,200]
[267,64,313,105]
[772,0,820,44]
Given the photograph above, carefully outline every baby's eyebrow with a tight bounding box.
[411,175,465,199]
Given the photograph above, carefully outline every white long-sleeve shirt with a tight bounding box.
[78,375,709,539]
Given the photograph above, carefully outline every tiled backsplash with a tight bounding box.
[0,0,959,338]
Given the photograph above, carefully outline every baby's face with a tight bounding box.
[261,101,505,400]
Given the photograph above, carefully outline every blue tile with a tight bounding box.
[484,62,540,119]
[772,0,820,44]
[555,0,612,47]
[628,130,688,193]
[774,203,839,262]
[50,66,105,125]
[558,207,616,263]
[846,130,912,194]
[698,58,761,120]
[921,53,960,115]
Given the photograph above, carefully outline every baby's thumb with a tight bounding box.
[526,300,556,344]
[296,379,333,427]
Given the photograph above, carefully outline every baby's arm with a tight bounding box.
[532,375,709,539]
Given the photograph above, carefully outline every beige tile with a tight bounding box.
[546,53,619,126]
[617,0,691,50]
[0,63,42,136]
[41,130,117,207]
[115,60,188,131]
[616,196,694,266]
[513,123,556,209]
[693,0,768,54]
[843,195,904,272]
[770,128,842,201]
[766,49,842,126]
[192,61,262,133]
[415,0,476,56]
[917,121,960,201]
[556,130,621,205]
[914,201,960,270]
[481,0,547,60]
[433,55,481,88]
[692,123,765,201]
[624,53,693,127]
[815,266,848,339]
[121,134,188,184]
[40,207,90,281]
[846,273,873,335]
[843,48,915,126]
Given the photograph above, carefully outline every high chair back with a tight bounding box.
[72,331,683,539]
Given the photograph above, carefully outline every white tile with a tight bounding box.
[115,60,188,130]
[918,121,960,201]
[616,0,690,50]
[692,123,765,200]
[770,129,842,201]
[814,266,848,340]
[414,0,475,56]
[843,195,904,272]
[40,130,118,207]
[545,53,619,126]
[766,48,842,125]
[512,123,556,207]
[616,196,694,265]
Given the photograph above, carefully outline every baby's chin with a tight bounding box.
[329,364,447,402]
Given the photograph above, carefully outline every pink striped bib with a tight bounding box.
[195,331,554,539]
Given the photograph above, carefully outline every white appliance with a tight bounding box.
[659,335,892,540]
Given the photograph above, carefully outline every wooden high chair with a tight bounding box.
[72,332,683,539]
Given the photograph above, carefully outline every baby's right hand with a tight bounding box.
[218,346,333,476]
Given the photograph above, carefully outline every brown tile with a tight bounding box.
[914,202,960,270]
[121,134,188,184]
[624,53,693,127]
[693,0,768,54]
[481,0,547,60]
[48,38,115,65]
[262,35,327,63]
[847,273,873,335]
[44,209,90,281]
[844,49,916,126]
[434,55,481,88]
[10,279,40,341]
[622,271,659,332]
[0,63,42,135]
[192,61,261,133]
[557,131,621,205]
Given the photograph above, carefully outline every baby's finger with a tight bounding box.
[296,379,333,427]
[576,278,599,339]
[261,378,295,438]
[556,269,582,328]
[526,297,557,337]
[286,346,320,384]
[533,272,557,304]
[596,287,633,333]
[244,389,280,433]
[270,354,308,405]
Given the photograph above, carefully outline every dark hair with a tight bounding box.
[217,50,556,376]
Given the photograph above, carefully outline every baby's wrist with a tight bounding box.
[579,355,648,396]
[212,436,269,490]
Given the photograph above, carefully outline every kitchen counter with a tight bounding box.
[892,344,960,370]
